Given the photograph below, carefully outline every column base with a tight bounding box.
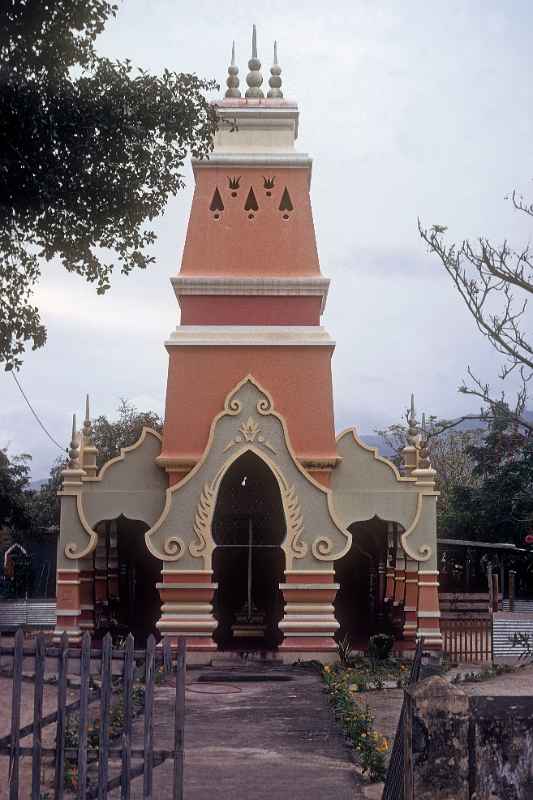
[156,569,218,649]
[418,570,442,649]
[279,571,339,657]
[279,635,337,652]
[157,632,217,651]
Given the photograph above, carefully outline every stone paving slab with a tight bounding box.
[114,666,365,799]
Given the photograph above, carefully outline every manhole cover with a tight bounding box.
[187,683,242,695]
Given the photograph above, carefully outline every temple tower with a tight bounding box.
[53,30,441,656]
[159,30,337,489]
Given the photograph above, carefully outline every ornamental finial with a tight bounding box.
[225,41,241,98]
[83,394,93,446]
[406,393,419,447]
[419,413,431,469]
[245,24,264,98]
[267,40,283,99]
[68,413,80,469]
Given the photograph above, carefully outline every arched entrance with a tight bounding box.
[95,516,161,645]
[334,516,391,647]
[212,451,285,650]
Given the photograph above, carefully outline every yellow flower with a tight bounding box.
[377,737,389,753]
[324,665,331,673]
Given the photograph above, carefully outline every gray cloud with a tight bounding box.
[2,0,532,477]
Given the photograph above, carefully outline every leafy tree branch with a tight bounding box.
[0,0,217,369]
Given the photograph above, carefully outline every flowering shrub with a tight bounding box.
[323,665,388,781]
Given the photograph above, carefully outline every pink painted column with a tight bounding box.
[279,571,339,655]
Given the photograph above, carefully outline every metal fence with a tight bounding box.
[381,639,424,800]
[1,629,185,799]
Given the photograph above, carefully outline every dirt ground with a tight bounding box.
[2,655,532,799]
[0,663,367,800]
[461,662,533,696]
[0,673,80,798]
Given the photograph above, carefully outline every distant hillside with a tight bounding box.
[359,435,395,457]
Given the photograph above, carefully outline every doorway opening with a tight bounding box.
[95,515,161,645]
[212,451,285,650]
[334,516,392,647]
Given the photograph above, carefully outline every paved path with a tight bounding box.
[118,666,364,799]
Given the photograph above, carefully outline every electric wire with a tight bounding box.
[10,372,67,453]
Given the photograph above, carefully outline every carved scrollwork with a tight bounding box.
[256,396,272,414]
[64,537,97,560]
[190,481,215,558]
[400,493,432,563]
[283,483,307,558]
[163,536,185,559]
[225,397,242,415]
[312,537,334,560]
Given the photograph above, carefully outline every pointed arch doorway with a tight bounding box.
[212,451,286,650]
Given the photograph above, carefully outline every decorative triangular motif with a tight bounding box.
[209,188,224,212]
[279,187,293,212]
[244,187,259,212]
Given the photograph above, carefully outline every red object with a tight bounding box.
[524,534,533,545]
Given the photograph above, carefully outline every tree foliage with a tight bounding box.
[0,0,217,369]
[375,416,482,515]
[440,415,533,546]
[419,187,533,433]
[0,448,32,534]
[91,398,163,468]
[24,399,163,532]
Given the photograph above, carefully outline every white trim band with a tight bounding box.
[193,153,312,168]
[166,325,335,348]
[171,276,330,314]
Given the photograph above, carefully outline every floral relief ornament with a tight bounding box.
[223,416,277,455]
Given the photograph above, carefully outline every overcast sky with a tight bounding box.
[2,0,533,478]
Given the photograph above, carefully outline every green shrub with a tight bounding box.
[368,634,394,662]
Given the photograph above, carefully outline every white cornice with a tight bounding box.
[192,153,312,168]
[171,276,330,314]
[165,325,335,348]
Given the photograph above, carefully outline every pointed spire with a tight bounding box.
[419,413,432,469]
[406,393,419,447]
[83,394,93,445]
[68,413,80,469]
[225,41,241,98]
[81,393,98,477]
[267,40,283,99]
[245,24,264,99]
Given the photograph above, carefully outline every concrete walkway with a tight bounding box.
[119,665,364,799]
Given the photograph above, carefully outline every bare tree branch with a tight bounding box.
[418,186,533,427]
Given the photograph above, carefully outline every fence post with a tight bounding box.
[31,633,45,799]
[9,628,24,800]
[121,633,135,800]
[491,573,499,613]
[403,690,414,800]
[97,633,113,800]
[143,634,156,798]
[54,631,69,800]
[173,637,186,800]
[77,631,91,800]
[509,571,516,613]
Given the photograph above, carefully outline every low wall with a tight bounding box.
[406,676,533,800]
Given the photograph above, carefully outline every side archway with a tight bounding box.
[334,516,401,646]
[93,514,162,645]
